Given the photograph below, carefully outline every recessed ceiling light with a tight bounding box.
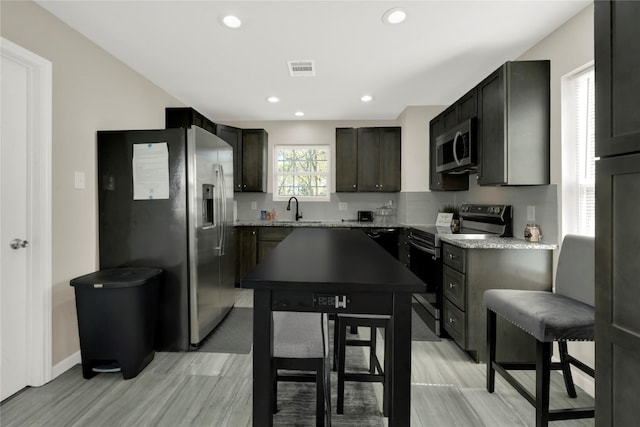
[361,95,373,102]
[267,96,279,103]
[295,111,305,117]
[222,15,242,29]
[382,8,406,25]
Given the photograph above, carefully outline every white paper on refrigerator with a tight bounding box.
[132,142,170,200]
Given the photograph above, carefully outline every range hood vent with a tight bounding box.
[288,60,315,77]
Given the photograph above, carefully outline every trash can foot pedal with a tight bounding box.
[92,361,121,373]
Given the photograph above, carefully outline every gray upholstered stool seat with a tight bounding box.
[483,289,594,342]
[273,312,326,358]
[484,235,595,427]
[272,312,330,427]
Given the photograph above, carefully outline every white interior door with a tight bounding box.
[1,38,52,401]
[1,43,30,401]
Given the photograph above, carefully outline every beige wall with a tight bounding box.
[516,3,595,396]
[396,106,446,192]
[1,0,183,366]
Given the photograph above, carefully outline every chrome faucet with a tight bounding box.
[286,197,303,221]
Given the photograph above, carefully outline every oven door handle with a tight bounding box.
[409,240,439,260]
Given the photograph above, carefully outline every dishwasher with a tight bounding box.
[361,228,399,259]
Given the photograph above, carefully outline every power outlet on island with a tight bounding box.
[338,202,348,211]
[313,294,350,309]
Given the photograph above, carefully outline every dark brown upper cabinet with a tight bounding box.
[216,125,268,192]
[595,1,640,158]
[335,126,401,192]
[357,127,401,192]
[335,128,358,192]
[476,60,550,186]
[215,124,243,192]
[241,129,268,192]
[165,107,217,135]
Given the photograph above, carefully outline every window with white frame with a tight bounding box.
[562,64,595,237]
[273,145,330,201]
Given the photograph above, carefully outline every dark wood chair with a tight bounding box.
[272,311,331,427]
[333,314,390,416]
[483,235,595,427]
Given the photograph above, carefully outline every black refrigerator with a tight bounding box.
[97,126,235,351]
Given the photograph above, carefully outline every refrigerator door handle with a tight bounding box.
[218,164,226,256]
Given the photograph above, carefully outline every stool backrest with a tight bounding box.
[555,234,595,306]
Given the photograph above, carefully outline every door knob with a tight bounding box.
[9,239,29,250]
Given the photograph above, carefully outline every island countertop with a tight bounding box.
[241,227,425,293]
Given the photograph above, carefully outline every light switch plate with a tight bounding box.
[251,201,257,210]
[338,202,348,211]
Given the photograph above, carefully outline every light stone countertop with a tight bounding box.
[234,220,403,228]
[439,235,558,250]
[234,221,558,250]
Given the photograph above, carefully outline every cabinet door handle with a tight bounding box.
[448,282,455,289]
[448,317,456,324]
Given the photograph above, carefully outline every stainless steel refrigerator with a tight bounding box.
[97,126,235,351]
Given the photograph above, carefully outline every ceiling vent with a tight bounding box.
[288,60,316,77]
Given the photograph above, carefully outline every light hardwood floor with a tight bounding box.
[0,289,594,427]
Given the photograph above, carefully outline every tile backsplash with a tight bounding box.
[235,178,558,244]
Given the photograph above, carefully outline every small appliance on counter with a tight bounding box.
[357,210,374,222]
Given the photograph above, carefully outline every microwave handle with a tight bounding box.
[452,131,462,166]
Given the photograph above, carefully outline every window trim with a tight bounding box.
[272,144,331,202]
[561,61,596,238]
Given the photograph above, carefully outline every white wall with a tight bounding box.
[1,1,183,366]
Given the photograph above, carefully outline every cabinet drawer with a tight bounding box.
[443,244,466,272]
[258,227,293,242]
[443,299,466,348]
[442,265,466,310]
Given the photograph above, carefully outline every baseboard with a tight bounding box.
[572,369,595,397]
[52,351,81,379]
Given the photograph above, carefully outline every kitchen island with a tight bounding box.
[241,228,426,426]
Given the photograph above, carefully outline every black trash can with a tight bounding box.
[70,267,162,380]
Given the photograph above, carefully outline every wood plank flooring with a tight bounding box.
[0,289,594,427]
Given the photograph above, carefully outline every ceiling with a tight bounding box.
[36,1,590,122]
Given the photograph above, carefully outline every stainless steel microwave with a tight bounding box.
[435,118,477,174]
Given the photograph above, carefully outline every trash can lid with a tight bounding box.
[70,267,162,288]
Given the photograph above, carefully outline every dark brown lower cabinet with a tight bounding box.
[441,243,552,363]
[235,227,257,285]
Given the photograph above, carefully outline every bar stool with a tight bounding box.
[334,313,391,416]
[483,235,595,427]
[272,311,331,427]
